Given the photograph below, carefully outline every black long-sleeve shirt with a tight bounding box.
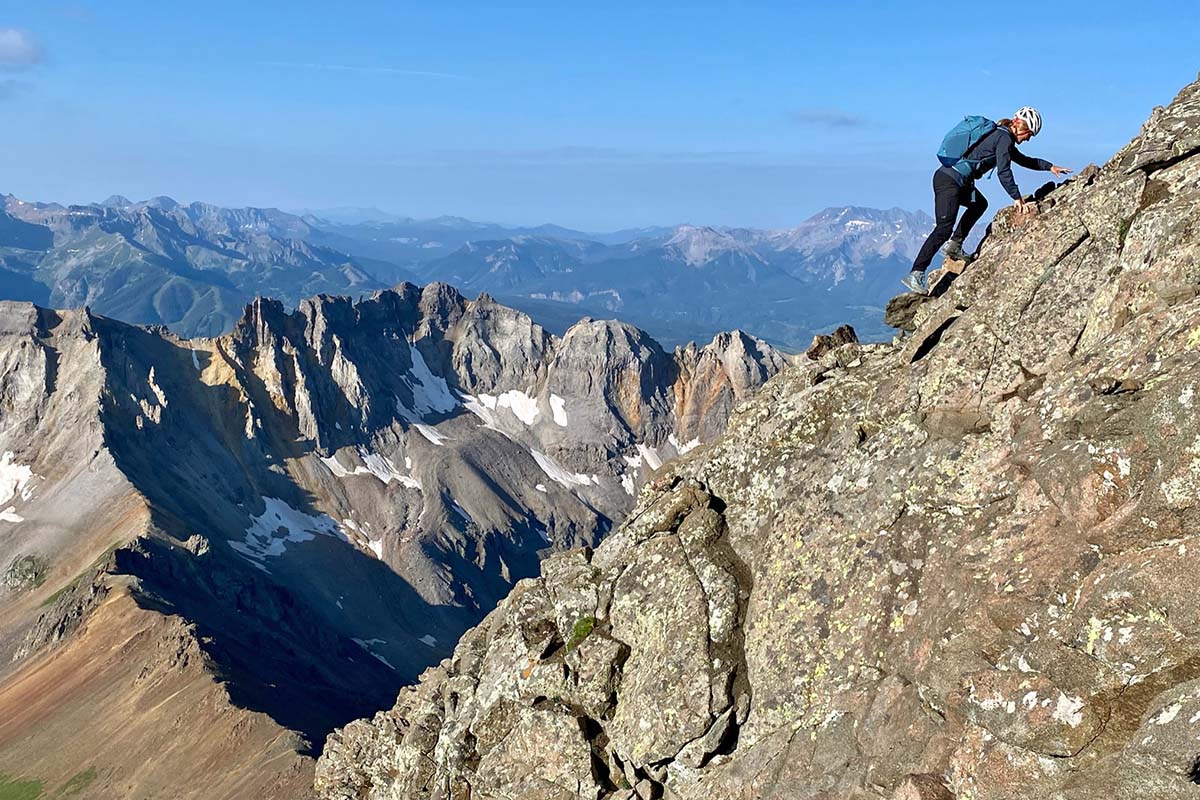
[948,126,1053,199]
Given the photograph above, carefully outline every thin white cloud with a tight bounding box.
[52,3,96,21]
[258,60,467,79]
[789,108,869,129]
[384,146,763,167]
[0,79,29,99]
[0,29,44,69]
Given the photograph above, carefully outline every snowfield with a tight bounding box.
[531,449,599,488]
[0,451,36,524]
[230,496,349,563]
[397,346,459,420]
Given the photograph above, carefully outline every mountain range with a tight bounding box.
[0,194,400,338]
[0,283,785,797]
[408,207,933,346]
[0,195,933,350]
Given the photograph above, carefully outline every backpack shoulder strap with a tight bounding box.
[963,124,998,159]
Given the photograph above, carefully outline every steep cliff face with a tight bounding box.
[173,284,785,613]
[315,77,1200,800]
[0,303,145,650]
[0,304,316,798]
[0,284,782,797]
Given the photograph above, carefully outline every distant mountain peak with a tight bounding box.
[427,215,490,230]
[143,195,180,210]
[664,224,764,267]
[806,205,931,225]
[294,206,404,225]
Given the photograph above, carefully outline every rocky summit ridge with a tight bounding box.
[315,76,1200,800]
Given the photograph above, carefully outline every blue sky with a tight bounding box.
[0,0,1197,229]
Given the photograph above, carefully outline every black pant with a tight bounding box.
[912,168,988,272]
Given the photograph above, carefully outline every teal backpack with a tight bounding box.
[938,116,997,179]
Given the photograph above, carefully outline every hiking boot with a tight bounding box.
[941,239,975,264]
[900,270,928,296]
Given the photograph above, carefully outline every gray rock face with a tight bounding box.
[205,284,782,612]
[806,324,859,361]
[315,478,748,799]
[314,76,1200,800]
[0,283,784,756]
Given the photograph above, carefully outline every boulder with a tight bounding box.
[806,324,859,361]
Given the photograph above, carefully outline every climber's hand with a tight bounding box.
[1051,165,1073,178]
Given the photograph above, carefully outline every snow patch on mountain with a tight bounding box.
[0,451,35,523]
[320,448,421,490]
[494,390,540,425]
[352,638,396,670]
[550,394,569,427]
[531,449,598,488]
[765,206,933,260]
[360,451,421,489]
[320,454,357,478]
[668,433,700,455]
[414,424,449,446]
[231,496,348,562]
[400,347,459,419]
[637,443,663,471]
[460,394,500,430]
[466,390,541,426]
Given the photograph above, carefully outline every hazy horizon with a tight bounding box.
[5,189,939,234]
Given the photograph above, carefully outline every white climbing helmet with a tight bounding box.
[1014,106,1042,136]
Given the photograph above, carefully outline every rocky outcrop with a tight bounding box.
[314,76,1200,799]
[316,478,747,799]
[673,330,788,444]
[806,324,859,360]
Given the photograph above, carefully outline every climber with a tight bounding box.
[901,107,1073,295]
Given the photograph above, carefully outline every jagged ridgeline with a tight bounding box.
[0,283,784,798]
[316,77,1200,799]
